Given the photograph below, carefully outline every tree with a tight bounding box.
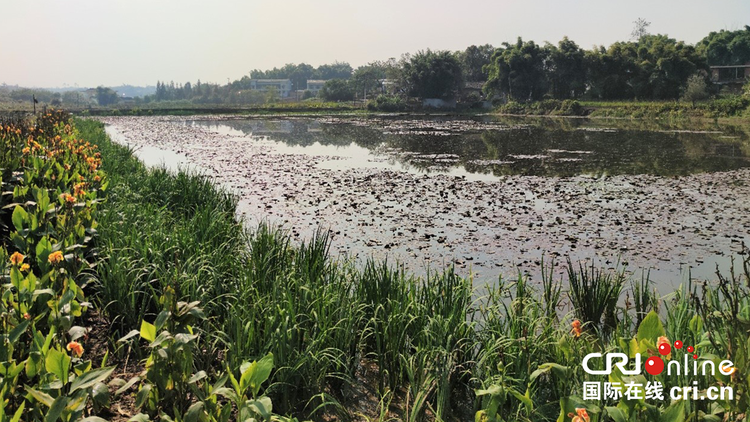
[545,37,586,99]
[96,86,119,106]
[631,18,651,41]
[351,65,385,99]
[314,62,353,80]
[402,50,463,99]
[697,26,750,65]
[484,38,547,101]
[682,73,710,105]
[458,44,495,82]
[319,79,354,101]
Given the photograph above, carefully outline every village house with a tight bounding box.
[248,79,293,98]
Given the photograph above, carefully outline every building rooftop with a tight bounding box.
[251,79,291,83]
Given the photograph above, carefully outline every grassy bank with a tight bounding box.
[496,97,750,120]
[2,113,749,421]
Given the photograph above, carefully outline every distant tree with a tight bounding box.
[351,65,385,99]
[62,91,87,107]
[458,44,495,82]
[314,62,353,80]
[682,73,710,105]
[319,79,354,101]
[631,18,651,41]
[402,50,463,99]
[290,63,314,90]
[697,26,750,65]
[484,38,547,101]
[95,86,119,106]
[545,37,586,99]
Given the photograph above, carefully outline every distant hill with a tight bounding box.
[7,84,157,98]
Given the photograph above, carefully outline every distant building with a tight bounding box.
[710,63,750,93]
[248,79,293,98]
[306,80,327,96]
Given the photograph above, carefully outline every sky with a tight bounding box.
[1,0,748,88]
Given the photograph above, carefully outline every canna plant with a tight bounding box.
[1,111,111,421]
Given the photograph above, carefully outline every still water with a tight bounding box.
[189,116,750,178]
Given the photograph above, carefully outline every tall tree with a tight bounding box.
[631,18,651,41]
[402,50,463,99]
[484,38,547,101]
[697,26,750,65]
[545,37,586,99]
[458,44,495,82]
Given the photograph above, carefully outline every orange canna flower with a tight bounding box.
[10,252,25,266]
[20,263,30,272]
[571,320,582,338]
[48,251,64,265]
[60,193,76,204]
[23,313,31,320]
[22,147,30,155]
[66,341,84,357]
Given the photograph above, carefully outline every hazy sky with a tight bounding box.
[2,0,748,88]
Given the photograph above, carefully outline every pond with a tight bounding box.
[102,115,750,293]
[189,116,750,178]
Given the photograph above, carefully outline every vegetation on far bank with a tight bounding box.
[2,111,750,422]
[4,25,750,115]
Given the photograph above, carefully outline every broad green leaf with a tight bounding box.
[636,310,664,343]
[45,396,68,422]
[127,414,151,422]
[36,236,53,271]
[12,205,28,231]
[661,399,686,422]
[9,320,30,344]
[605,406,627,422]
[10,402,24,422]
[245,396,273,419]
[118,329,140,343]
[70,366,115,392]
[45,348,71,385]
[91,382,110,409]
[135,384,152,409]
[139,320,156,343]
[115,376,141,395]
[25,352,42,378]
[239,353,274,398]
[188,371,207,384]
[26,387,55,407]
[184,401,205,422]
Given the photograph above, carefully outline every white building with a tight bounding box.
[306,80,327,96]
[249,79,293,98]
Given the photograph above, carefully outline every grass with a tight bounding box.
[2,116,741,421]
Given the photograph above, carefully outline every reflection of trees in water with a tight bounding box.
[204,118,750,177]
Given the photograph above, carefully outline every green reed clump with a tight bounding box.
[566,258,625,335]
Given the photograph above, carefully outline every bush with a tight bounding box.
[367,94,408,111]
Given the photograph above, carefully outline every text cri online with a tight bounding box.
[582,353,735,401]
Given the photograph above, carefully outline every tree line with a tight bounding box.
[3,24,748,108]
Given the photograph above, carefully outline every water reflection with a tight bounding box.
[190,116,750,177]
